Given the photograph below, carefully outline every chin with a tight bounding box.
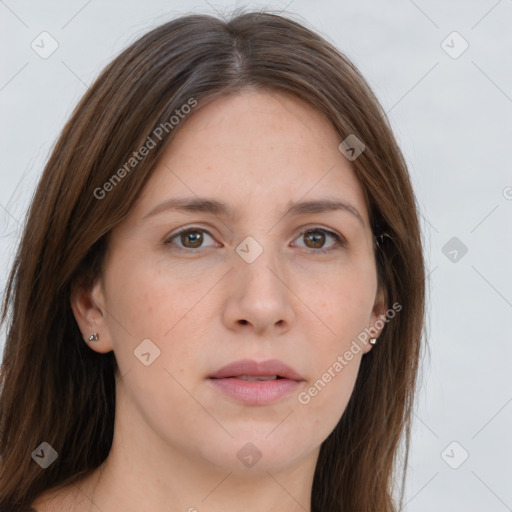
[195,432,314,475]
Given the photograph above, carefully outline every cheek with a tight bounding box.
[290,325,364,453]
[299,355,361,420]
[296,311,365,438]
[104,261,212,435]
[295,258,377,339]
[106,252,212,335]
[102,254,211,381]
[293,259,376,411]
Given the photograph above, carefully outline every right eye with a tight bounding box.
[164,227,219,250]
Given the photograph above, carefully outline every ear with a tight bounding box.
[362,286,388,354]
[70,276,114,354]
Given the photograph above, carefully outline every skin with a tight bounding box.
[33,89,386,511]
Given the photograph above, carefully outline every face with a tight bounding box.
[73,89,386,475]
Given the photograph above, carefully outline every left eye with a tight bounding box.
[164,227,345,252]
[292,228,345,252]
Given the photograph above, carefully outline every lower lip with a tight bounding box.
[208,377,302,405]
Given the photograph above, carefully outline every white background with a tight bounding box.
[1,1,511,510]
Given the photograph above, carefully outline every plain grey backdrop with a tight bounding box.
[1,1,511,510]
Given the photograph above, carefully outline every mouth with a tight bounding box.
[208,359,305,405]
[209,358,304,381]
[236,375,281,381]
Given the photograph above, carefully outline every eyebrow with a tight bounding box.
[143,197,364,225]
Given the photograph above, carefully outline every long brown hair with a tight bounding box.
[0,9,425,511]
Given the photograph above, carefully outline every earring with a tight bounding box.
[375,232,392,248]
[369,337,377,345]
[88,333,99,342]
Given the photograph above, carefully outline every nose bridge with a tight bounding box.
[226,232,294,332]
[234,233,286,294]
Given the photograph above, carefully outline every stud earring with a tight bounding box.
[88,333,99,342]
[375,232,392,248]
[369,337,377,345]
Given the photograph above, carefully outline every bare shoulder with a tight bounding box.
[30,483,89,512]
[30,491,73,512]
[30,467,103,511]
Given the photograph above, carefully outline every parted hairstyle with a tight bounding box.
[0,9,425,511]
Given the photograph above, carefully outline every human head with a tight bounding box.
[0,10,425,511]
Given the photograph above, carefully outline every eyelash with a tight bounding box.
[164,226,347,254]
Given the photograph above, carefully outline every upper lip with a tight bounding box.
[209,359,305,381]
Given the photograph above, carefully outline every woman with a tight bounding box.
[0,10,425,512]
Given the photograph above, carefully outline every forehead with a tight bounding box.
[131,89,370,225]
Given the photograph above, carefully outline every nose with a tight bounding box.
[221,240,295,336]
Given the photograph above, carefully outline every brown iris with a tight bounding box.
[303,230,326,249]
[180,230,204,248]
